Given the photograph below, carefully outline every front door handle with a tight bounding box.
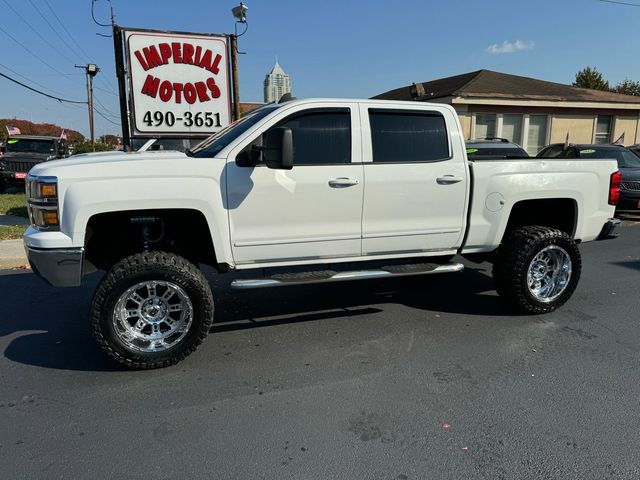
[436,175,463,185]
[329,177,359,188]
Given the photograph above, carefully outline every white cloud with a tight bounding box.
[486,40,535,54]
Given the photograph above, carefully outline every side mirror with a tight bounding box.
[235,148,261,167]
[263,127,293,170]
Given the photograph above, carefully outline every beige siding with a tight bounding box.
[458,114,472,140]
[613,116,639,145]
[550,115,595,144]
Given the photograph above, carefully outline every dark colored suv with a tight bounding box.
[0,135,68,192]
[538,144,640,211]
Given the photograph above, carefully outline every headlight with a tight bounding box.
[26,175,60,230]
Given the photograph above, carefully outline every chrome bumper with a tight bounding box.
[25,246,84,287]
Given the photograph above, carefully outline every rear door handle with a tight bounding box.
[436,175,463,185]
[329,177,359,188]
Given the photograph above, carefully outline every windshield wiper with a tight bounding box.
[185,148,194,157]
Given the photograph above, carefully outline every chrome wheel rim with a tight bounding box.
[113,280,193,353]
[527,245,572,303]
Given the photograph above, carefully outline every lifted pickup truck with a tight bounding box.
[23,99,621,369]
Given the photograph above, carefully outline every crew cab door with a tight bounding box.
[359,104,468,255]
[226,104,363,265]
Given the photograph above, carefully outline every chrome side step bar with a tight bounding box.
[230,263,464,289]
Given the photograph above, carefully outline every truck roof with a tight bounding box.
[7,135,62,141]
[275,98,453,109]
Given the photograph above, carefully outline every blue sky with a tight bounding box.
[0,0,638,137]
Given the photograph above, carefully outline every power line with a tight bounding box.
[26,0,85,62]
[94,107,121,126]
[0,0,76,65]
[599,0,640,6]
[0,24,77,78]
[0,70,87,104]
[42,0,92,61]
[0,62,80,98]
[93,95,120,118]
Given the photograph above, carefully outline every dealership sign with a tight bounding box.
[124,29,231,136]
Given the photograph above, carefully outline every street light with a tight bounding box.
[230,2,248,121]
[231,2,248,22]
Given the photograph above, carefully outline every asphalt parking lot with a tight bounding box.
[1,221,640,480]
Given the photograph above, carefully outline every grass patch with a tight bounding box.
[0,225,26,240]
[0,193,28,218]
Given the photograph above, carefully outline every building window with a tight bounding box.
[527,115,548,155]
[595,116,612,144]
[502,114,523,145]
[474,114,496,139]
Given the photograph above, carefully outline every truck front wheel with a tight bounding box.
[493,226,581,314]
[91,252,214,369]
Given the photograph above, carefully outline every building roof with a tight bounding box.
[373,69,640,105]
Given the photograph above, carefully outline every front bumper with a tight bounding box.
[617,190,640,211]
[0,171,28,184]
[25,246,84,287]
[596,218,621,240]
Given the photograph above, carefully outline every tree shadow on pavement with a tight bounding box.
[1,262,512,371]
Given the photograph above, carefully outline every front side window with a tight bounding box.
[369,109,449,163]
[537,144,565,158]
[272,109,351,165]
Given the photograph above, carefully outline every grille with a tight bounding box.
[622,181,640,191]
[2,160,37,174]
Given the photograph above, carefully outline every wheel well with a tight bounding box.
[84,209,216,271]
[503,199,577,242]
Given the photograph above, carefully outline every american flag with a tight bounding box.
[6,125,21,135]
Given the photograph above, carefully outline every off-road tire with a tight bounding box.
[493,226,581,314]
[91,251,214,369]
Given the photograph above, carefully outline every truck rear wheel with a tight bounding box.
[91,252,214,369]
[493,226,581,314]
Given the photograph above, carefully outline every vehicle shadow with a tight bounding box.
[206,262,512,333]
[1,262,510,371]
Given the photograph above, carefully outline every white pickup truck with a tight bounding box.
[23,98,621,369]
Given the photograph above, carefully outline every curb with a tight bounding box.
[0,239,29,270]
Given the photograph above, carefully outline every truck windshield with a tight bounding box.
[189,105,281,158]
[5,138,55,154]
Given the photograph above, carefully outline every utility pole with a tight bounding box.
[230,34,240,121]
[75,63,99,151]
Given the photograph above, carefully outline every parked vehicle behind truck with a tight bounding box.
[538,143,640,212]
[0,135,68,192]
[23,99,621,369]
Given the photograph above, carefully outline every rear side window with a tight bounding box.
[275,109,351,165]
[369,109,449,163]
